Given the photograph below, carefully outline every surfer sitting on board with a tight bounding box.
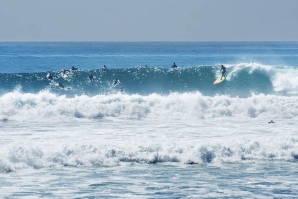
[172,62,178,68]
[220,65,226,79]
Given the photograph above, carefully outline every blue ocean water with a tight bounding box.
[1,42,298,198]
[1,42,298,98]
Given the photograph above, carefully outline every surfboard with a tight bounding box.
[213,76,225,85]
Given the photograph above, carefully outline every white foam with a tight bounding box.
[0,133,297,172]
[1,90,298,121]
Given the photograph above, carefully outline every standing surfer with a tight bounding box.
[220,65,226,79]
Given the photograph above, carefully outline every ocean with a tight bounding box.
[0,41,298,198]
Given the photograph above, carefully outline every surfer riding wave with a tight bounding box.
[220,65,226,80]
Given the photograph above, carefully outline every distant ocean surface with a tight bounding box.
[1,42,298,198]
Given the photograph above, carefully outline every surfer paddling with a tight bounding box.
[89,73,94,81]
[61,69,68,75]
[58,82,64,88]
[71,66,78,71]
[113,78,120,85]
[47,73,53,81]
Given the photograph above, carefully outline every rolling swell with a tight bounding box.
[0,65,276,97]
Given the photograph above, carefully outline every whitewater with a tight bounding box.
[0,42,298,198]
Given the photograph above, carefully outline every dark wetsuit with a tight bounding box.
[221,65,226,79]
[113,79,120,85]
[89,73,93,81]
[172,63,178,68]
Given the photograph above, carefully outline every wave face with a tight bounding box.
[1,62,298,97]
[0,63,298,97]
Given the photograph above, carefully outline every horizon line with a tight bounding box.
[0,40,298,43]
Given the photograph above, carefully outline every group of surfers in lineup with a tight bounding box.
[47,63,227,89]
[47,65,120,89]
